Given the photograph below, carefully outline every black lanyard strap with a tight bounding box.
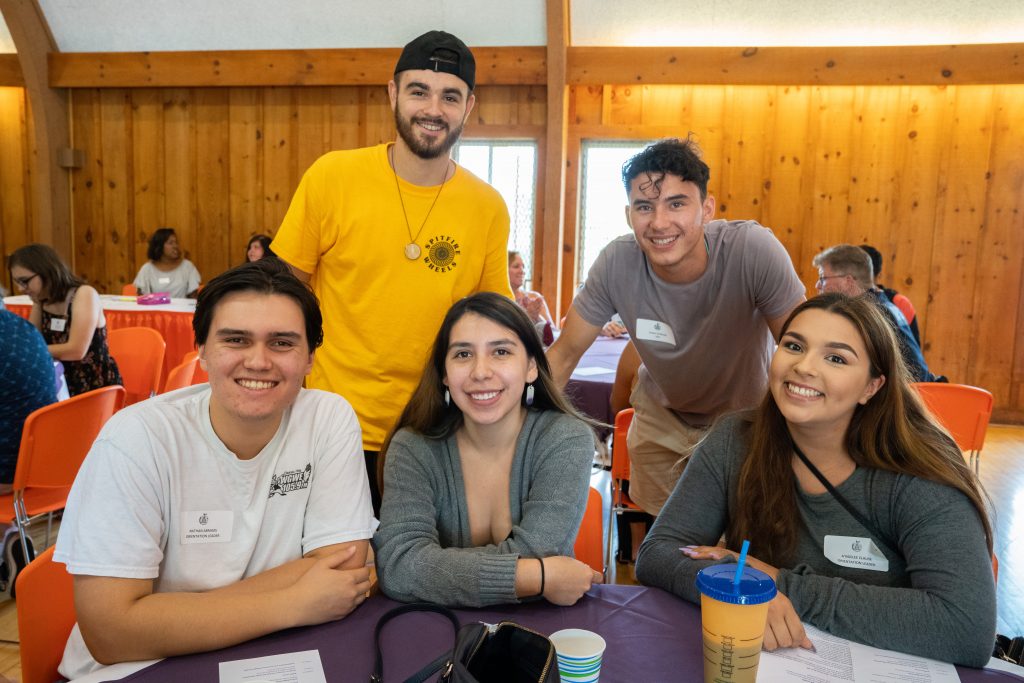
[790,440,900,558]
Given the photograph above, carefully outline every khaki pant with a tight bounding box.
[626,383,708,516]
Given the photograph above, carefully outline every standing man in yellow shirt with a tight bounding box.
[273,31,512,514]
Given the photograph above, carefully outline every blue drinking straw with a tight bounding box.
[733,539,751,586]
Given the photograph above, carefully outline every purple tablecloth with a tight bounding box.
[117,584,1022,682]
[566,336,628,435]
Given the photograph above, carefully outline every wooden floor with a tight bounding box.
[0,426,1020,681]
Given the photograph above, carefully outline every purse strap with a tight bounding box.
[371,603,460,683]
[790,440,900,558]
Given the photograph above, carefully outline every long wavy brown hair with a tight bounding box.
[725,294,993,565]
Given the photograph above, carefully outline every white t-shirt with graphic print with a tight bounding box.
[54,385,376,679]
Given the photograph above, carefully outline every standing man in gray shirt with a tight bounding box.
[548,137,805,516]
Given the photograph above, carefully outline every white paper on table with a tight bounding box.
[757,625,960,683]
[573,366,615,376]
[219,650,327,683]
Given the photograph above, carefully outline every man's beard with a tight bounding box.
[395,110,465,160]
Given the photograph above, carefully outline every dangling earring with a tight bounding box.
[444,389,450,406]
[524,384,535,406]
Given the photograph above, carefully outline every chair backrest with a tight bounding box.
[12,385,125,491]
[611,408,635,481]
[912,382,994,452]
[17,546,76,683]
[108,326,166,405]
[121,283,139,296]
[574,486,604,574]
[162,356,199,393]
[183,349,208,384]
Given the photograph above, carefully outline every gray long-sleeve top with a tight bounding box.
[635,413,996,667]
[373,409,594,607]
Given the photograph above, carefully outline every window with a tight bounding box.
[454,140,537,286]
[578,141,650,282]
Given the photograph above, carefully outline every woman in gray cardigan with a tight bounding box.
[635,294,996,667]
[373,292,602,608]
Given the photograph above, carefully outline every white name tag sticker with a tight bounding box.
[180,510,233,545]
[49,318,67,332]
[158,276,171,284]
[635,318,676,345]
[824,535,889,572]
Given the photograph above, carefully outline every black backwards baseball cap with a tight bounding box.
[394,30,476,91]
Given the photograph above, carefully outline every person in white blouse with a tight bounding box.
[133,228,202,298]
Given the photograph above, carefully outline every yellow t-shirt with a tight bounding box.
[273,143,513,450]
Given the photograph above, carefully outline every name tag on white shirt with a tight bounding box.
[824,535,889,572]
[49,318,67,332]
[181,510,233,544]
[158,276,171,284]
[635,318,676,345]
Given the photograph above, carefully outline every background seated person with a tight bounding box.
[8,244,122,397]
[509,249,554,329]
[860,244,920,345]
[0,299,57,495]
[813,244,941,382]
[246,233,276,263]
[635,294,995,667]
[373,292,601,607]
[54,259,376,678]
[133,227,202,298]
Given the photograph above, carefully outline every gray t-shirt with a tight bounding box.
[634,413,996,667]
[133,259,201,298]
[372,410,595,607]
[574,220,804,426]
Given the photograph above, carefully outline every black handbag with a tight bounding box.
[371,603,560,683]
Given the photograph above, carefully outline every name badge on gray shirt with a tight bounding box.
[824,535,889,572]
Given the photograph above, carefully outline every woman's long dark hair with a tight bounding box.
[8,243,84,304]
[726,293,993,564]
[245,234,275,264]
[147,227,177,262]
[379,292,595,487]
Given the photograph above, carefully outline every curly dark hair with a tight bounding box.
[621,136,711,199]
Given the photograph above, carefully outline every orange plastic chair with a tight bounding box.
[605,409,653,567]
[121,283,139,296]
[574,486,605,576]
[0,385,125,589]
[16,546,75,683]
[912,382,994,474]
[162,355,199,393]
[184,349,208,384]
[108,326,166,405]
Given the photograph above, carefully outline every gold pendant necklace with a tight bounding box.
[391,146,449,260]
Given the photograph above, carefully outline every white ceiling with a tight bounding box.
[1,0,1021,54]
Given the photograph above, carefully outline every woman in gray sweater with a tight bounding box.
[373,292,602,607]
[636,294,996,667]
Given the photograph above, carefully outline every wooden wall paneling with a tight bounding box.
[718,86,773,223]
[162,88,197,259]
[761,85,811,284]
[569,85,603,126]
[328,86,360,153]
[845,84,905,298]
[519,85,546,127]
[193,88,231,282]
[972,86,1024,405]
[473,85,515,126]
[604,84,643,126]
[261,87,297,234]
[687,87,726,201]
[801,86,856,270]
[0,55,24,87]
[228,88,266,251]
[640,85,691,128]
[889,86,953,338]
[294,87,330,182]
[0,87,30,280]
[360,85,393,149]
[130,89,166,279]
[97,89,132,293]
[69,90,104,286]
[926,85,995,385]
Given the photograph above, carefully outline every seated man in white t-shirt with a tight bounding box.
[54,258,377,679]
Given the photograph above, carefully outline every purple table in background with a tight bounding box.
[118,584,1021,682]
[566,336,628,437]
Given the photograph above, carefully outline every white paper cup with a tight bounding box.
[550,628,606,683]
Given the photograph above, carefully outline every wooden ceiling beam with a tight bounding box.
[540,0,569,318]
[568,43,1024,85]
[49,46,547,88]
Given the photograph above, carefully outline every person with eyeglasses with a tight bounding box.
[812,244,941,383]
[8,244,122,397]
